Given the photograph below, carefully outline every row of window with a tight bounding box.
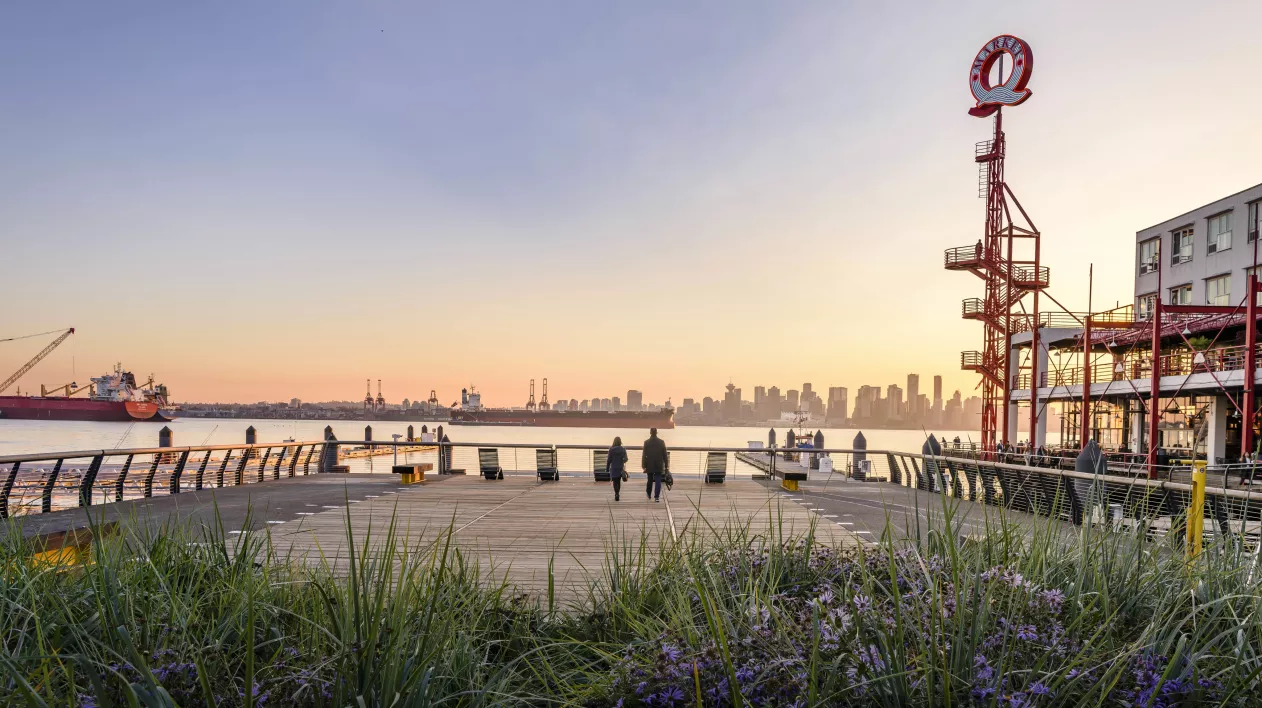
[1137,203,1262,274]
[1137,269,1262,318]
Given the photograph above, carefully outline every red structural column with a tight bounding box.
[1081,317,1092,447]
[1029,238,1041,448]
[1245,275,1258,458]
[1147,262,1163,478]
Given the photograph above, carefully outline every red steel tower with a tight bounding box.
[946,36,1047,451]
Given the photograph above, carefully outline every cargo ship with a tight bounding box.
[448,387,674,429]
[0,364,176,422]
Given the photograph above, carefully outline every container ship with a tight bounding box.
[0,328,175,422]
[0,365,176,422]
[448,387,674,429]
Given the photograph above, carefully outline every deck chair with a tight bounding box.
[592,449,610,482]
[704,451,727,484]
[478,448,504,480]
[536,448,559,481]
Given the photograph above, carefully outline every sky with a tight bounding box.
[5,1,1262,407]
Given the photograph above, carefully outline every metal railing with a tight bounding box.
[5,438,1260,551]
[1015,343,1262,390]
[0,440,329,518]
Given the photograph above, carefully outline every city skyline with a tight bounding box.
[8,2,1262,405]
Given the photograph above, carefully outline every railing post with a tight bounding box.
[1187,463,1206,559]
[303,445,316,475]
[257,448,272,483]
[274,447,285,479]
[217,449,233,488]
[41,459,64,513]
[79,454,104,507]
[115,454,134,502]
[234,448,249,486]
[1,462,20,519]
[142,456,160,498]
[194,451,211,490]
[288,445,302,477]
[170,450,190,495]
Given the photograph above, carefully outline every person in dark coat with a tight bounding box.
[641,428,667,501]
[606,436,628,501]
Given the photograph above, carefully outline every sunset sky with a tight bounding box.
[5,1,1262,407]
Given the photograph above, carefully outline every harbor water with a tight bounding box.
[0,418,981,459]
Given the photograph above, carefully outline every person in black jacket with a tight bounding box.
[606,436,628,501]
[641,428,667,502]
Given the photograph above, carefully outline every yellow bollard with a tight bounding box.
[781,478,799,492]
[1186,462,1206,559]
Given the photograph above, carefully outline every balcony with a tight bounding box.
[961,350,1002,386]
[1010,264,1050,290]
[944,244,986,273]
[1012,344,1262,391]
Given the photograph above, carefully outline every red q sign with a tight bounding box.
[968,35,1034,118]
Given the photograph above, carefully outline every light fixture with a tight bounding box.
[1183,324,1192,336]
[1110,335,1118,347]
[1194,351,1206,365]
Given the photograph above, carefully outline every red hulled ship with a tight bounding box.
[0,365,175,423]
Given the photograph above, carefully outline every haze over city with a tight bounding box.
[7,1,1262,405]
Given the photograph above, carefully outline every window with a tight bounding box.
[1206,273,1231,306]
[1137,292,1157,320]
[1247,266,1262,306]
[1170,226,1193,264]
[1251,202,1261,243]
[1138,237,1160,274]
[1208,212,1232,254]
[1169,284,1192,305]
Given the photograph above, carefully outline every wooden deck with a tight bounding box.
[268,475,858,602]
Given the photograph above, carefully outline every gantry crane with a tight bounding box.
[0,328,75,395]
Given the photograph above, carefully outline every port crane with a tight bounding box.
[0,328,75,395]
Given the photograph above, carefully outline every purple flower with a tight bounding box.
[1029,682,1051,696]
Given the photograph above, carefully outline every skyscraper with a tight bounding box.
[612,396,621,411]
[787,389,800,410]
[627,390,643,410]
[907,374,919,416]
[933,375,943,411]
[722,383,741,421]
[827,387,848,424]
[887,384,904,419]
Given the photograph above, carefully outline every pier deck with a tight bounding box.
[15,474,857,603]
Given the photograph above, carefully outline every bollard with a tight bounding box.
[159,426,173,448]
[1187,462,1206,559]
[852,431,868,480]
[324,425,334,440]
[407,425,414,442]
[245,426,256,445]
[422,424,428,434]
[365,425,373,443]
[768,428,777,448]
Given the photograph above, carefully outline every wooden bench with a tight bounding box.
[592,449,610,482]
[704,451,727,484]
[777,470,808,491]
[392,463,432,484]
[536,448,559,481]
[478,448,504,480]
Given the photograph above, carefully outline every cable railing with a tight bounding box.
[5,436,1262,542]
[1015,343,1262,390]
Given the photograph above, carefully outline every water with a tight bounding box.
[0,417,978,457]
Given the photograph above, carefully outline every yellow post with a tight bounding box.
[1186,462,1206,559]
[781,478,799,492]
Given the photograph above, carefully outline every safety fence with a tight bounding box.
[4,439,1258,554]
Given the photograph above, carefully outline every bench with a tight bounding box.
[704,451,727,484]
[392,463,432,484]
[592,449,610,482]
[777,470,808,492]
[478,448,504,480]
[536,448,559,481]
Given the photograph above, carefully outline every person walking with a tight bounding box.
[642,427,667,502]
[606,436,628,501]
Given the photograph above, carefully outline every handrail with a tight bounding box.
[0,440,327,465]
